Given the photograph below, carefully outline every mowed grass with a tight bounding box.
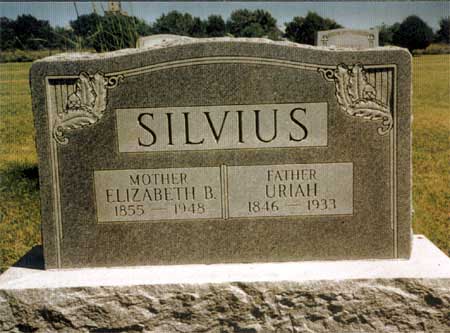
[0,55,449,272]
[0,63,41,272]
[412,55,450,254]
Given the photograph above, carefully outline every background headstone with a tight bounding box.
[136,34,193,48]
[316,28,379,48]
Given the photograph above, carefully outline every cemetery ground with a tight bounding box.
[0,55,449,273]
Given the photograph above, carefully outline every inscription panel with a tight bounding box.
[94,167,223,222]
[228,163,353,218]
[116,103,328,152]
[95,163,353,223]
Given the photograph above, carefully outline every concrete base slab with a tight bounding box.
[1,235,449,332]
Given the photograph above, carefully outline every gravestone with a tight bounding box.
[30,37,411,269]
[316,28,379,48]
[136,34,192,48]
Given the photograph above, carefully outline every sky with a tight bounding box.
[0,1,448,30]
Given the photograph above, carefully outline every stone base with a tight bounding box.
[1,235,449,333]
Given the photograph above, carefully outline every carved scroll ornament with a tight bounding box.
[53,72,123,145]
[319,64,392,135]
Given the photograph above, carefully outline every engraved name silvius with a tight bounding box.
[137,107,308,146]
[116,103,327,152]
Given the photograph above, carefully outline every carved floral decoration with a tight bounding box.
[53,72,123,144]
[319,64,392,135]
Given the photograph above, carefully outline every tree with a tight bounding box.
[153,11,195,36]
[226,9,279,38]
[133,17,153,37]
[1,15,78,51]
[253,9,277,35]
[227,9,252,36]
[206,15,226,37]
[152,11,211,37]
[70,13,102,41]
[0,17,15,50]
[392,15,434,52]
[69,13,106,49]
[10,15,54,50]
[241,23,265,38]
[378,22,400,46]
[51,26,77,50]
[284,12,342,45]
[435,17,449,44]
[92,14,149,52]
[190,17,206,37]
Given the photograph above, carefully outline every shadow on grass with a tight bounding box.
[0,161,39,194]
[12,245,44,270]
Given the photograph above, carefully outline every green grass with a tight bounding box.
[0,63,41,272]
[412,54,450,254]
[414,43,450,55]
[0,55,449,272]
[0,50,64,63]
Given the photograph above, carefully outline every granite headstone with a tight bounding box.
[316,28,379,48]
[30,37,411,268]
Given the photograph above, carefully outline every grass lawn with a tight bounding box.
[0,62,41,272]
[411,55,450,253]
[0,55,449,272]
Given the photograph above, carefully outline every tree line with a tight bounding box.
[1,10,448,53]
